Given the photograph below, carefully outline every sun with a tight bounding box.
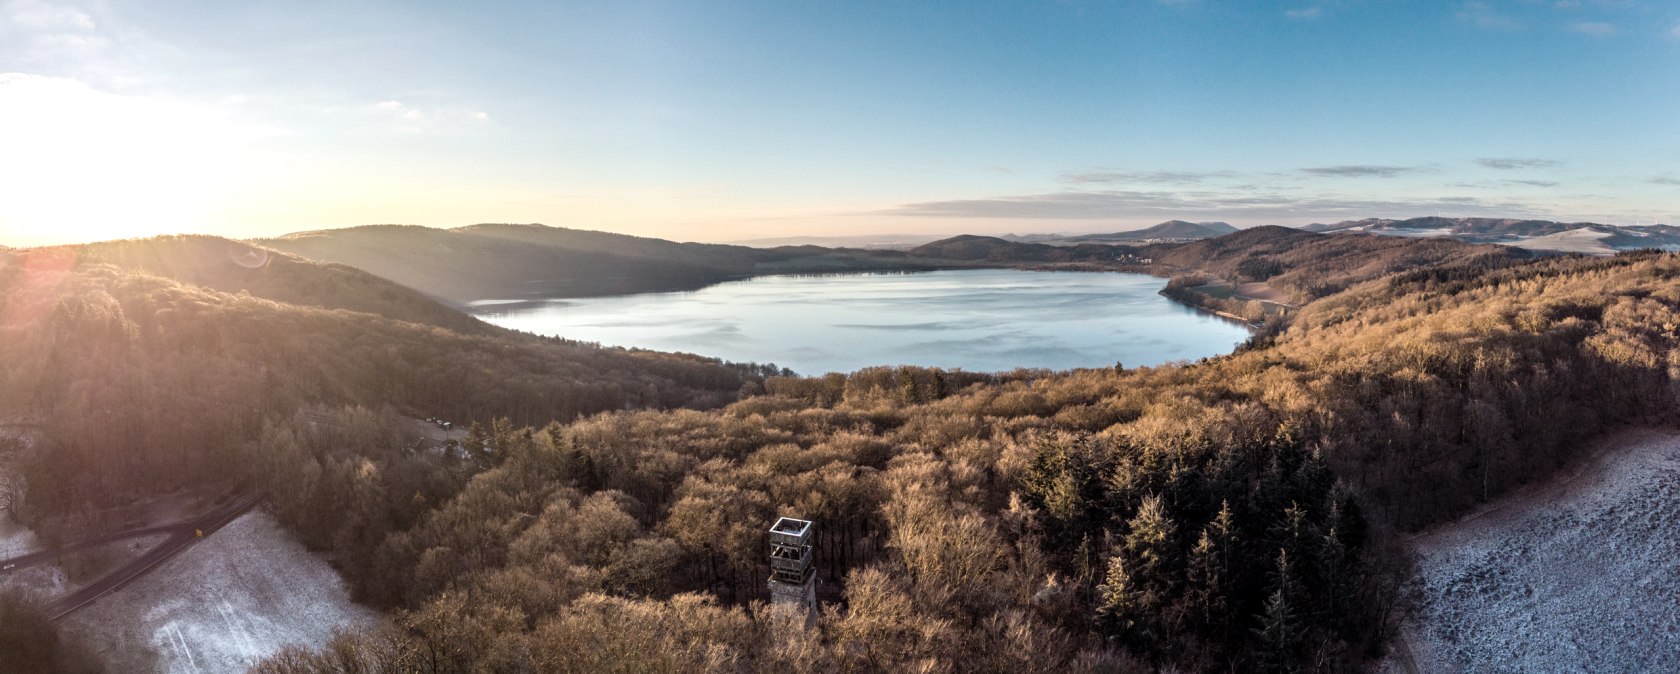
[0,74,248,246]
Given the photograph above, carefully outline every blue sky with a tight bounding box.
[1,0,1677,245]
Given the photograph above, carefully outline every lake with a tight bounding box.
[470,269,1251,374]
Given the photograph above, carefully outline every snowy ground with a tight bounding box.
[1395,428,1680,672]
[0,511,38,558]
[58,511,379,674]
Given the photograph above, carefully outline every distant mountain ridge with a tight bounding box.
[1302,217,1680,254]
[1059,220,1238,243]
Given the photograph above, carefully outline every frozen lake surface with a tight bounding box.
[472,269,1251,374]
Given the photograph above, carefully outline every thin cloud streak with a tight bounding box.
[1569,21,1616,37]
[1299,165,1418,178]
[1457,1,1521,31]
[1061,170,1238,185]
[1477,157,1561,170]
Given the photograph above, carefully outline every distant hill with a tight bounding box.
[997,232,1070,244]
[908,234,1135,262]
[1144,225,1528,302]
[261,224,946,306]
[729,233,941,249]
[260,224,788,306]
[1301,217,1680,254]
[1059,220,1238,243]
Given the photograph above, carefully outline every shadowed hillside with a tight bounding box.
[260,224,775,305]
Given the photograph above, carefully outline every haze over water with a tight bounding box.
[472,269,1251,374]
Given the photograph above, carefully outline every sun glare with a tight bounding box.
[0,74,248,246]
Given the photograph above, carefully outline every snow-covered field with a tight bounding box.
[58,511,379,673]
[1506,228,1615,255]
[1396,428,1680,672]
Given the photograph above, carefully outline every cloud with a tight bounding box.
[0,0,106,60]
[1061,170,1237,185]
[1671,22,1680,39]
[1285,6,1324,20]
[1477,157,1561,170]
[1449,178,1561,188]
[4,0,95,32]
[365,99,490,133]
[4,0,94,32]
[870,187,1550,221]
[1299,165,1418,178]
[1458,1,1521,30]
[1652,177,1680,186]
[0,0,169,91]
[1569,21,1616,37]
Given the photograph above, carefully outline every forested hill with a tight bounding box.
[1143,225,1529,303]
[75,235,494,335]
[0,242,772,537]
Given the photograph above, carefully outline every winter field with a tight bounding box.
[1393,428,1680,672]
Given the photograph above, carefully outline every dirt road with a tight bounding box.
[0,491,264,621]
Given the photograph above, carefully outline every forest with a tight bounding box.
[4,232,1680,672]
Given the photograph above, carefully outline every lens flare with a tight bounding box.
[228,243,270,270]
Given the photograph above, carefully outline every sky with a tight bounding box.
[1,0,1678,247]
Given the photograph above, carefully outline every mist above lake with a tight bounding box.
[471,269,1251,374]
